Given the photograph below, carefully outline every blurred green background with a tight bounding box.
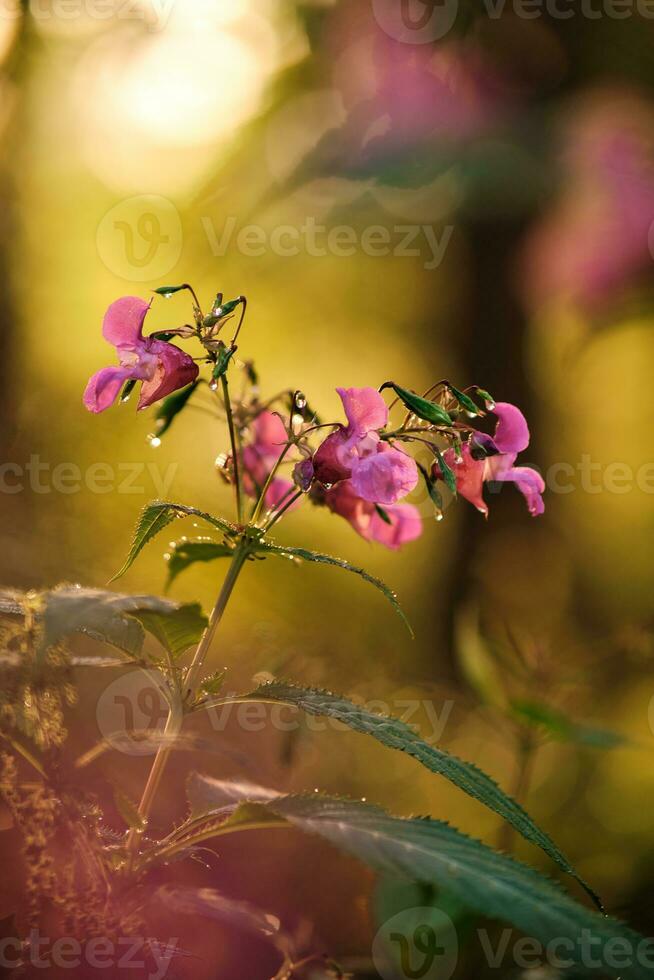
[1,0,654,974]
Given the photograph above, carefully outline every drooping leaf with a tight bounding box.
[510,700,627,749]
[254,541,413,637]
[184,773,652,980]
[236,682,595,905]
[41,587,188,660]
[182,781,647,979]
[131,602,208,660]
[110,500,239,582]
[434,449,457,495]
[381,383,453,426]
[155,885,285,946]
[153,381,200,439]
[416,462,443,514]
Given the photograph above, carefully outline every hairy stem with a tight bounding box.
[126,540,250,864]
[220,373,243,524]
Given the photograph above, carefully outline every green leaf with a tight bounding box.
[446,383,480,416]
[381,383,453,426]
[211,344,237,383]
[199,669,227,698]
[120,378,138,403]
[510,700,627,749]
[114,788,146,831]
[110,500,239,582]
[475,387,496,408]
[223,794,647,980]
[416,462,443,513]
[131,602,208,660]
[238,682,595,905]
[166,541,234,587]
[374,504,392,525]
[153,381,200,439]
[41,587,191,660]
[153,284,190,297]
[434,449,457,495]
[255,541,413,637]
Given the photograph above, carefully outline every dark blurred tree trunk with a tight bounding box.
[440,214,533,655]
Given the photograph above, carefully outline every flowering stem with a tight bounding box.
[250,441,292,525]
[184,539,250,697]
[126,539,251,866]
[220,374,243,524]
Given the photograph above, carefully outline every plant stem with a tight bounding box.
[220,373,243,524]
[184,539,250,698]
[250,441,292,525]
[126,540,250,864]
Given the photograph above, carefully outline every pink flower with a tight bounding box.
[242,411,296,511]
[440,402,545,517]
[325,481,422,550]
[83,297,198,413]
[313,387,418,505]
[522,94,654,309]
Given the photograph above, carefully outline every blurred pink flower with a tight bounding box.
[439,402,545,517]
[242,411,296,511]
[523,93,654,308]
[313,387,418,505]
[83,296,198,413]
[325,480,422,550]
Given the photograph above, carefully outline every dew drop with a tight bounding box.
[163,553,171,561]
[209,380,219,392]
[147,434,161,448]
[322,482,333,491]
[295,392,307,410]
[434,512,444,522]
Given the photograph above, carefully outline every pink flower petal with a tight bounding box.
[366,503,422,550]
[492,402,530,455]
[325,482,421,549]
[444,445,487,515]
[313,429,353,486]
[490,463,545,516]
[253,411,288,454]
[102,296,151,350]
[137,340,199,410]
[337,387,388,435]
[350,447,418,504]
[264,478,298,511]
[83,364,147,414]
